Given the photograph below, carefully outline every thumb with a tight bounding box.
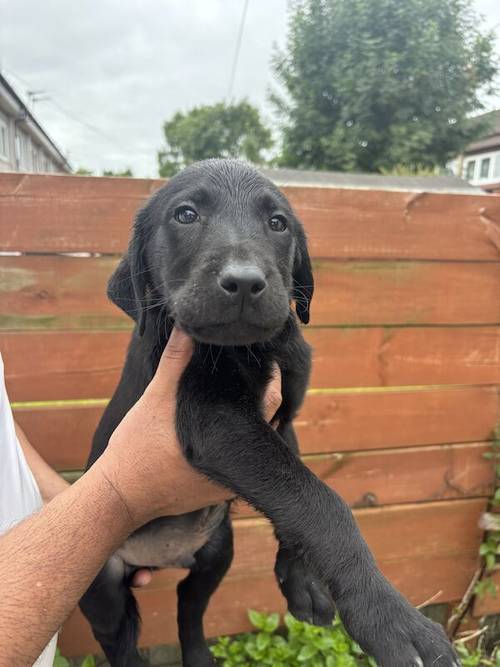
[147,327,194,394]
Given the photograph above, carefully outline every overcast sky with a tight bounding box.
[0,0,499,177]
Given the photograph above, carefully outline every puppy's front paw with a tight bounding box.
[275,552,335,626]
[338,586,460,667]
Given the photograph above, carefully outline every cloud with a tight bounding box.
[1,0,497,177]
[1,0,288,176]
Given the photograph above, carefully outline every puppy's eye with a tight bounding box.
[174,206,199,224]
[269,214,287,232]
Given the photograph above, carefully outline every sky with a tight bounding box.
[0,0,499,178]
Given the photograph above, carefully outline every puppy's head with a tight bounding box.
[109,159,314,345]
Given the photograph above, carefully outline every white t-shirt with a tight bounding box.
[0,353,58,667]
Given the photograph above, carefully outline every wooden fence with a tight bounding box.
[1,172,500,656]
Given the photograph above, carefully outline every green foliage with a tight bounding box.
[80,657,96,667]
[272,0,497,173]
[53,648,70,667]
[211,611,499,666]
[102,168,133,177]
[455,642,500,667]
[158,100,273,177]
[74,167,94,176]
[52,648,95,667]
[211,610,376,666]
[476,425,500,598]
[379,164,440,177]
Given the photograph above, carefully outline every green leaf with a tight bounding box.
[480,542,491,555]
[298,644,318,661]
[80,658,96,667]
[256,633,271,651]
[52,649,70,667]
[264,612,280,633]
[248,609,266,630]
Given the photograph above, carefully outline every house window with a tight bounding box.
[494,154,500,179]
[480,157,491,179]
[465,160,475,181]
[32,146,38,172]
[15,132,31,170]
[0,115,8,160]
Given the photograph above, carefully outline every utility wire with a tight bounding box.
[2,66,125,151]
[227,0,249,102]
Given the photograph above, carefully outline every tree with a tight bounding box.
[158,100,273,177]
[74,167,134,177]
[272,0,497,173]
[102,168,133,177]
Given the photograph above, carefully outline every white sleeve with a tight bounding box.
[0,353,58,666]
[0,352,43,535]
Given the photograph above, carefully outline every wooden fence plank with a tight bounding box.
[311,259,500,327]
[13,386,499,469]
[296,386,500,454]
[1,331,130,401]
[234,443,493,513]
[0,173,164,254]
[309,326,500,389]
[2,174,500,261]
[3,327,500,401]
[1,255,500,330]
[58,498,484,656]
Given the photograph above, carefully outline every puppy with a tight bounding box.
[80,159,458,667]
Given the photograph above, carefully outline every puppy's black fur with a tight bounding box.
[80,160,458,667]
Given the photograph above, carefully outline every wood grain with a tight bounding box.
[58,498,485,656]
[2,173,500,260]
[3,327,500,401]
[12,386,499,469]
[1,255,500,330]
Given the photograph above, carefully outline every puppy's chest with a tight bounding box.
[116,505,227,569]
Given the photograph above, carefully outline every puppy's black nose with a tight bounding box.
[218,265,267,299]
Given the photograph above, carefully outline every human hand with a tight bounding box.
[96,328,282,532]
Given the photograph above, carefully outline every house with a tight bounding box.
[453,109,500,192]
[0,72,71,174]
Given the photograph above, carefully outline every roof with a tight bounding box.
[261,167,482,194]
[0,72,71,172]
[464,110,500,155]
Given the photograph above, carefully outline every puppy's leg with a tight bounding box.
[178,397,458,667]
[177,515,233,667]
[276,422,334,626]
[80,555,147,667]
[275,546,335,626]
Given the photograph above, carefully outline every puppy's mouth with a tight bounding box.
[180,318,282,346]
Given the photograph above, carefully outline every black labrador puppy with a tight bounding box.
[80,159,458,667]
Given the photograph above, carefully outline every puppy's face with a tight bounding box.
[110,160,313,346]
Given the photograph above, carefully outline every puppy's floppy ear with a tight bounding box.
[107,207,150,336]
[292,225,314,324]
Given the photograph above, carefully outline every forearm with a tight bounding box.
[15,422,69,502]
[0,461,134,666]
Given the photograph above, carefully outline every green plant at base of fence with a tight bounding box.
[476,425,500,599]
[210,611,374,666]
[454,642,500,667]
[53,648,95,667]
[210,611,499,666]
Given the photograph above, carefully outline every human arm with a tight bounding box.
[0,329,282,666]
[15,421,70,502]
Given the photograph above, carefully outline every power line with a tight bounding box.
[227,0,250,102]
[2,66,124,150]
